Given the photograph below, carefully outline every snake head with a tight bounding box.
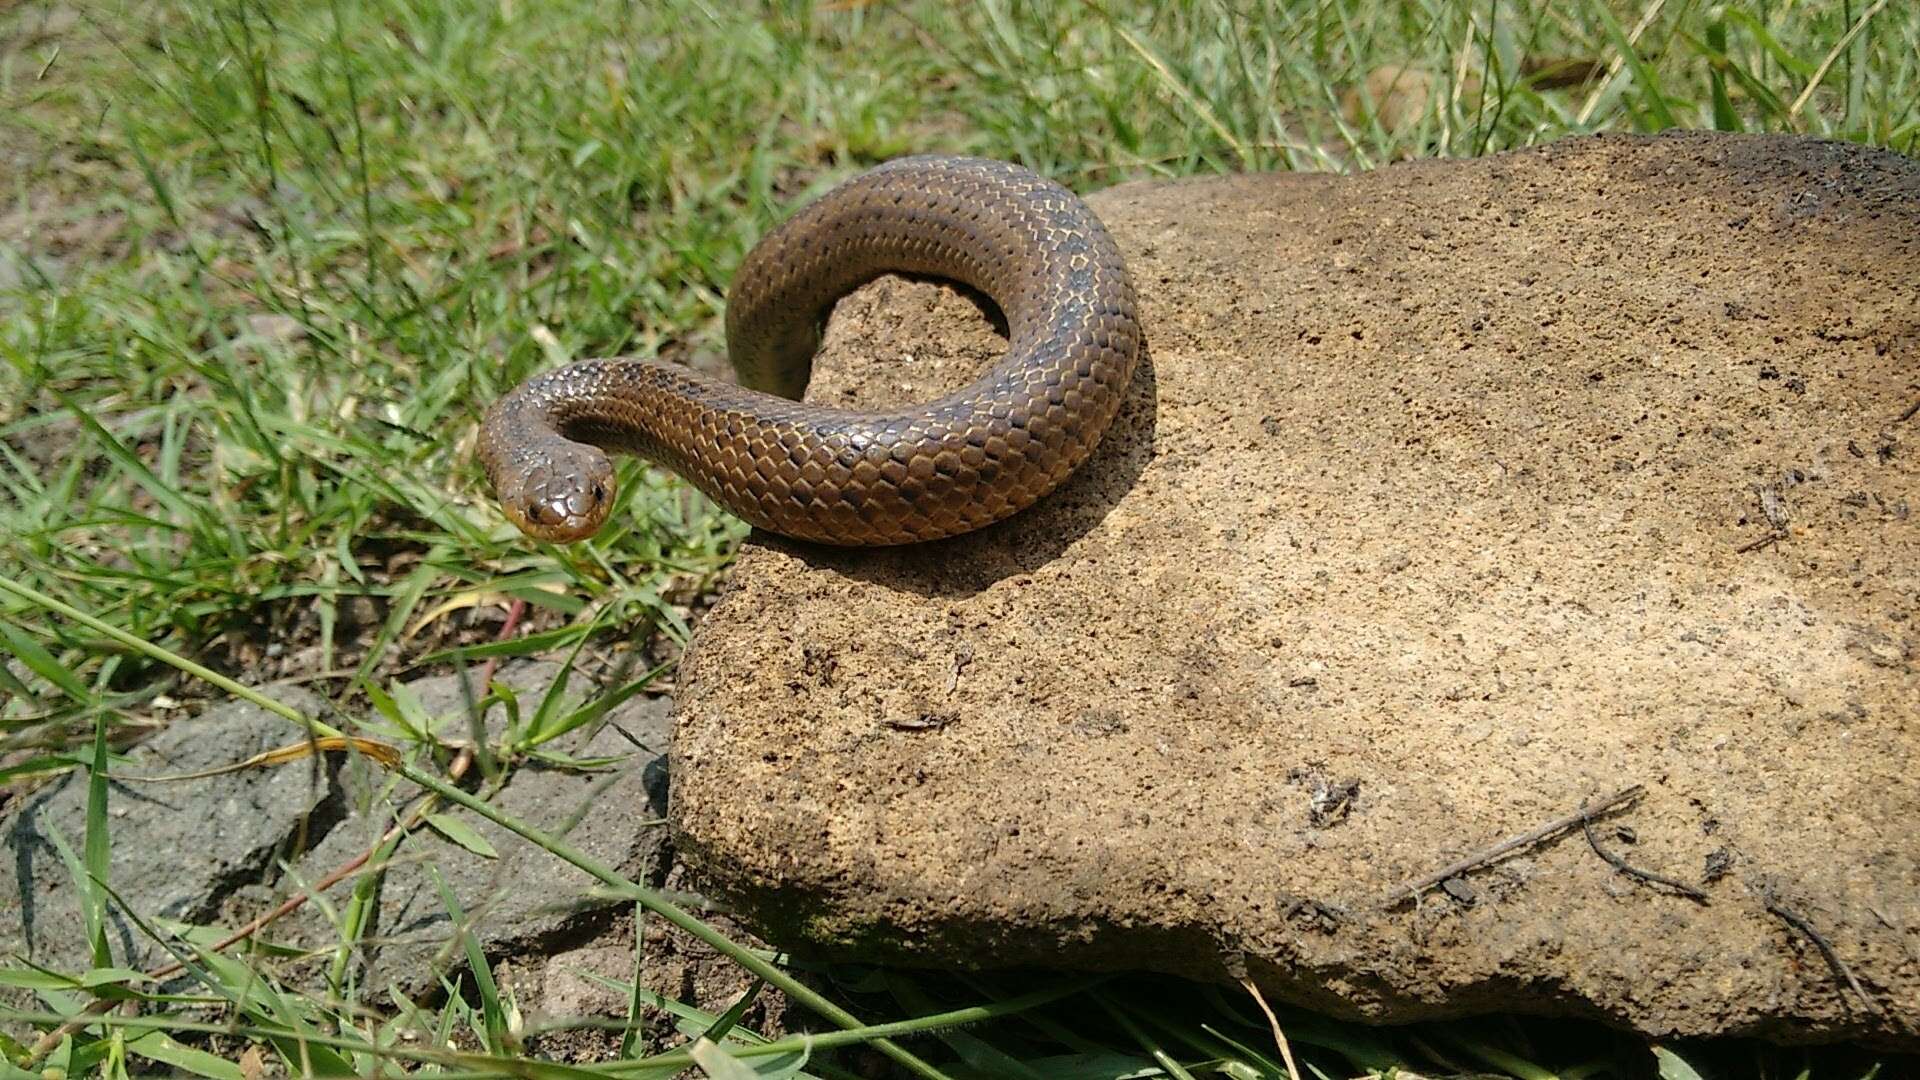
[489,440,617,543]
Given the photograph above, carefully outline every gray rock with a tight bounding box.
[0,690,333,973]
[276,661,672,995]
[671,132,1920,1047]
[0,659,672,1007]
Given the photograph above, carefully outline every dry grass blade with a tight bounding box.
[1105,17,1248,168]
[1576,0,1671,126]
[1238,977,1301,1080]
[1789,0,1891,118]
[117,734,403,781]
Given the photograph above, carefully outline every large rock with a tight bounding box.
[671,132,1920,1046]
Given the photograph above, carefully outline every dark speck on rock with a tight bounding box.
[1442,877,1477,905]
[1704,848,1736,883]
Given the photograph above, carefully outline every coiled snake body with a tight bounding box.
[477,156,1141,546]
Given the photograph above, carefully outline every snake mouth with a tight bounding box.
[506,489,610,542]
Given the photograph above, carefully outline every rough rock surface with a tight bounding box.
[0,662,674,1006]
[272,661,673,995]
[672,132,1920,1047]
[0,691,334,974]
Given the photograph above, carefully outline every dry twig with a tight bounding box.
[1582,816,1708,901]
[1765,892,1880,1015]
[1386,785,1645,906]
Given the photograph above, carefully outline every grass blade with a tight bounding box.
[1702,17,1743,131]
[430,866,509,1053]
[0,621,90,701]
[424,813,500,859]
[82,715,112,969]
[1585,0,1677,129]
[1788,0,1890,120]
[124,1031,246,1080]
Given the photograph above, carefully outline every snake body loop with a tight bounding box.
[476,156,1141,546]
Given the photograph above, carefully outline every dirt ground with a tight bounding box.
[672,131,1920,1047]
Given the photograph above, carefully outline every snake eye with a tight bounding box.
[591,482,606,503]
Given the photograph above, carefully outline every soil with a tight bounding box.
[671,131,1920,1047]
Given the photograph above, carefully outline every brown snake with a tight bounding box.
[476,156,1141,546]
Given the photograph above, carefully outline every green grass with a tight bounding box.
[1,0,1917,1076]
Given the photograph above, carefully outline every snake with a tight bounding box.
[476,156,1141,547]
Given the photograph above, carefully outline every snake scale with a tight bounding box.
[476,156,1141,546]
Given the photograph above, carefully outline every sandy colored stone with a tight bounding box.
[672,132,1919,1047]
